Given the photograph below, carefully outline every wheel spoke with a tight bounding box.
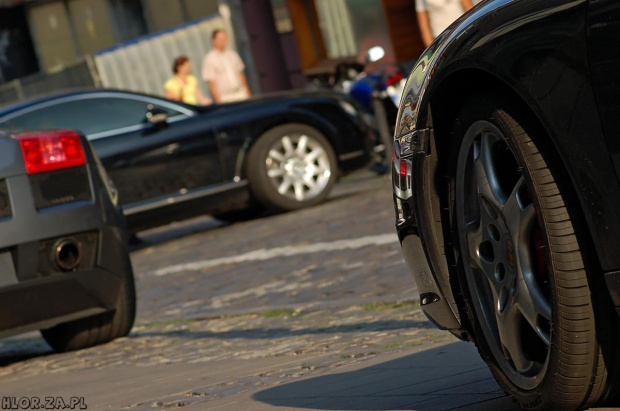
[303,175,318,191]
[306,147,325,163]
[267,168,284,178]
[282,136,295,155]
[278,177,292,195]
[307,164,328,177]
[474,133,505,209]
[269,149,285,163]
[296,135,308,156]
[497,303,536,373]
[504,177,535,235]
[466,225,484,269]
[515,275,552,345]
[293,180,305,201]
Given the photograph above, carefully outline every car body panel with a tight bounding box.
[0,90,373,231]
[588,0,620,183]
[393,0,620,333]
[0,131,132,338]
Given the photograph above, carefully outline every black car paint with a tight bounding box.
[393,0,620,335]
[0,132,131,337]
[0,90,372,232]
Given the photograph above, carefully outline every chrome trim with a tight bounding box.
[0,92,196,140]
[338,150,365,161]
[122,180,248,216]
[87,114,188,141]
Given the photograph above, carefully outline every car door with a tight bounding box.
[588,0,620,178]
[0,94,223,207]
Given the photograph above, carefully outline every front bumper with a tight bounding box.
[393,128,466,338]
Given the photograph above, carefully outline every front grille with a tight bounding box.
[0,180,11,218]
[29,166,92,210]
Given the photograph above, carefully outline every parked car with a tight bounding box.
[393,0,620,409]
[0,90,374,232]
[0,129,135,352]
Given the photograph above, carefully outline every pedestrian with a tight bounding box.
[165,56,211,105]
[202,29,252,104]
[416,0,474,47]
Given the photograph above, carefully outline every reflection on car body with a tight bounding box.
[393,0,620,409]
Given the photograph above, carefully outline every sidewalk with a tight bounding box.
[251,341,518,411]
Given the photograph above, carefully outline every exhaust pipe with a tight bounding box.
[54,239,82,271]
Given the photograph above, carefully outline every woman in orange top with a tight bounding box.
[165,56,211,105]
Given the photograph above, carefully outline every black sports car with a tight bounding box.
[0,90,373,231]
[393,0,620,409]
[0,129,135,352]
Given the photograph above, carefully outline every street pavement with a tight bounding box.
[0,171,613,410]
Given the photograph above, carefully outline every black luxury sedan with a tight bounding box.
[393,0,620,409]
[0,129,135,352]
[0,89,373,232]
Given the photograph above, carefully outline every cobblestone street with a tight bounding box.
[0,172,522,410]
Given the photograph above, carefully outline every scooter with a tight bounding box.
[348,46,407,174]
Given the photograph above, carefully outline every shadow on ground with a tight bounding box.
[253,342,519,411]
[0,339,52,367]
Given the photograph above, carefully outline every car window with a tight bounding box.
[2,97,184,136]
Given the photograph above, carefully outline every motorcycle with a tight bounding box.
[348,46,407,174]
[306,46,408,174]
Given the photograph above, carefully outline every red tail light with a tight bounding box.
[14,130,86,175]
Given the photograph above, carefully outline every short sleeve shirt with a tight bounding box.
[416,0,465,37]
[164,74,199,105]
[201,49,245,97]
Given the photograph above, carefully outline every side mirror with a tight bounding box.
[146,105,169,125]
[367,46,386,63]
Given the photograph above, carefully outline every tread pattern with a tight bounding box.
[496,109,605,409]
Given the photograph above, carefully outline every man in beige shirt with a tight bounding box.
[202,29,252,104]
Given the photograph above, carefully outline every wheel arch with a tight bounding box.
[427,68,605,305]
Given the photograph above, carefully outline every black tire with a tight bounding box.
[246,124,338,211]
[447,95,610,410]
[41,259,136,353]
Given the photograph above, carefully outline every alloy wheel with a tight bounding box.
[455,120,552,390]
[265,134,332,202]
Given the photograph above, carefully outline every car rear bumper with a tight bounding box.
[0,266,123,338]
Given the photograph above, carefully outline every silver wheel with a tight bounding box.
[265,134,332,202]
[456,120,551,390]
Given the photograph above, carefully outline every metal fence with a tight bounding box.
[94,14,230,98]
[0,13,231,108]
[0,57,99,108]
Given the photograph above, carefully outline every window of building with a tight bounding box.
[27,2,78,71]
[143,0,185,32]
[182,0,219,21]
[68,0,116,55]
[271,0,293,34]
[314,0,394,62]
